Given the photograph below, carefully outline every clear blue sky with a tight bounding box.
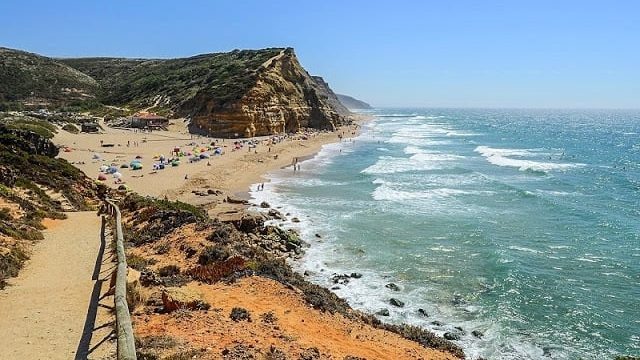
[1,0,638,108]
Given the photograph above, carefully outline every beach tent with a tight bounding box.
[113,172,123,179]
[99,165,108,172]
[97,174,107,181]
[131,162,143,170]
[107,166,118,174]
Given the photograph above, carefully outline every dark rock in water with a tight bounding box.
[260,201,270,208]
[444,332,461,341]
[451,294,466,305]
[291,217,300,223]
[418,308,429,317]
[315,233,322,238]
[331,274,351,285]
[303,271,310,276]
[430,320,444,326]
[350,272,362,279]
[454,326,465,333]
[286,212,291,216]
[376,308,390,316]
[389,298,405,307]
[472,330,484,338]
[267,208,285,220]
[542,347,552,357]
[331,286,340,290]
[385,283,401,291]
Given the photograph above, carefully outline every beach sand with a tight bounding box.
[55,118,365,218]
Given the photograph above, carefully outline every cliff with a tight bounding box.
[2,47,351,137]
[337,93,372,109]
[188,49,351,137]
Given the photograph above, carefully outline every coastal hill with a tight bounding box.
[0,47,98,108]
[0,46,355,137]
[337,93,372,109]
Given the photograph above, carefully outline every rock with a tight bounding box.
[161,287,210,312]
[260,201,270,208]
[233,213,265,233]
[226,196,248,204]
[331,286,340,290]
[444,332,461,341]
[472,330,484,338]
[207,189,223,195]
[267,209,285,220]
[314,233,322,238]
[331,274,351,285]
[291,217,300,223]
[385,283,401,291]
[344,356,366,360]
[430,320,444,326]
[376,308,390,316]
[418,308,429,317]
[299,347,320,360]
[350,272,362,279]
[389,298,405,307]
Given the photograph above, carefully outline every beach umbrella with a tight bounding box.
[97,174,107,181]
[107,166,118,174]
[113,172,122,179]
[99,165,108,172]
[199,153,210,159]
[117,184,129,191]
[131,162,143,170]
[171,161,179,167]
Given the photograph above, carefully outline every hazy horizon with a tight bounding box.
[2,0,638,109]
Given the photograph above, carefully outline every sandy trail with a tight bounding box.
[0,212,114,360]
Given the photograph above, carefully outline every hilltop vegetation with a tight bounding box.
[61,49,283,116]
[0,47,98,109]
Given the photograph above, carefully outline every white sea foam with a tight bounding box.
[361,156,444,174]
[372,184,493,201]
[475,146,583,172]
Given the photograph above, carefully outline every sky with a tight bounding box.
[1,0,639,109]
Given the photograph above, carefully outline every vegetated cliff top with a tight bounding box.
[0,47,98,105]
[60,48,287,115]
[337,93,372,110]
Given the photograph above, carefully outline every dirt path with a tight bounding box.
[0,211,115,360]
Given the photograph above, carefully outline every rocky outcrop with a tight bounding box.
[189,48,349,137]
[161,287,209,312]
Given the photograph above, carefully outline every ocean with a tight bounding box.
[250,108,640,359]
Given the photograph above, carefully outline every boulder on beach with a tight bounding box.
[389,298,405,307]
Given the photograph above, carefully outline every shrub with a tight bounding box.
[158,265,180,277]
[197,245,229,265]
[61,123,79,133]
[187,256,246,284]
[229,307,251,322]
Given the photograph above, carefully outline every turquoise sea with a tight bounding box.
[250,109,640,359]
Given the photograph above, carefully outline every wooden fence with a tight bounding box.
[104,198,137,360]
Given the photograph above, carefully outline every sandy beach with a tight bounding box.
[55,118,367,218]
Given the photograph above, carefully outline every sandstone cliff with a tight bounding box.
[188,49,350,137]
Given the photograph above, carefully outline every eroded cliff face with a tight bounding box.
[189,49,349,137]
